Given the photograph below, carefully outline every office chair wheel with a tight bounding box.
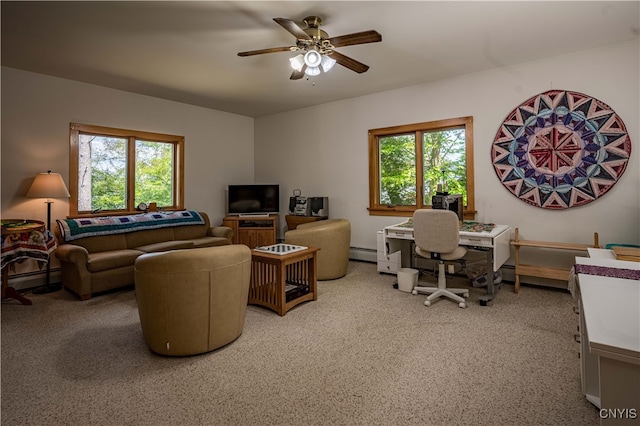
[463,291,469,298]
[459,302,466,308]
[424,300,431,307]
[412,289,418,295]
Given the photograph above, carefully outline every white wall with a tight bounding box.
[255,40,640,262]
[1,67,255,224]
[1,67,255,284]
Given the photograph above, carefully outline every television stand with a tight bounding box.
[222,215,277,249]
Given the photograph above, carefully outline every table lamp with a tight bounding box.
[26,170,70,294]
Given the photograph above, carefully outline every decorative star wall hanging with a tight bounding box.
[491,90,631,209]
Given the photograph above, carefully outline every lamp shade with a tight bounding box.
[26,171,70,199]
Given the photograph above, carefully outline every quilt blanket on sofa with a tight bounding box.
[57,210,205,242]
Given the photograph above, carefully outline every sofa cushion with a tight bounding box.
[87,249,145,273]
[134,241,195,253]
[186,237,231,248]
[125,227,175,249]
[172,222,209,240]
[60,233,128,254]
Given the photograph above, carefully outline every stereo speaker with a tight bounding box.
[289,196,310,216]
[308,197,329,217]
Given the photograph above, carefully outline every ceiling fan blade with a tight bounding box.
[290,67,306,80]
[274,18,312,40]
[238,46,293,57]
[328,30,382,48]
[330,51,370,73]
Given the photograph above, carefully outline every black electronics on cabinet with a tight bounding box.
[289,196,310,216]
[308,197,329,217]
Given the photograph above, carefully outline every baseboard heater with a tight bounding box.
[5,269,62,291]
[349,247,377,263]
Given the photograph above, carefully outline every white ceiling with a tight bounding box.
[2,1,639,117]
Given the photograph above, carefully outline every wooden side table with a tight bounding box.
[1,219,55,305]
[285,215,328,231]
[249,245,319,316]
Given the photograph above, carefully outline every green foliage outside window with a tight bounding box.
[422,128,467,205]
[80,135,174,212]
[378,128,467,207]
[85,136,127,211]
[380,134,416,206]
[135,140,174,207]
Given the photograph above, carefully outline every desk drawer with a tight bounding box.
[377,250,401,273]
[386,229,414,240]
[378,259,401,274]
[459,235,492,248]
[377,250,401,262]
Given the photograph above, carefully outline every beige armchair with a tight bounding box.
[284,219,351,280]
[134,245,251,356]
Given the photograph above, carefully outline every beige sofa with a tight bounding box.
[53,211,232,300]
[284,219,351,280]
[134,245,251,356]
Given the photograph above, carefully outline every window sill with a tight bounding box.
[368,206,476,220]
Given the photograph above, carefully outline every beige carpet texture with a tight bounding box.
[1,261,599,425]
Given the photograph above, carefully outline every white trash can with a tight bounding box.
[397,268,418,292]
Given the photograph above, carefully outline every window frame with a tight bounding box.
[69,122,185,217]
[368,116,475,218]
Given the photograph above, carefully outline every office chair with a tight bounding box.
[411,209,469,308]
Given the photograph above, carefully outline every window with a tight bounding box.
[368,117,475,218]
[69,123,184,216]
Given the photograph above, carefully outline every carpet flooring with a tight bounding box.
[1,261,599,425]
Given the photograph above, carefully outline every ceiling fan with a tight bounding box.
[237,16,382,80]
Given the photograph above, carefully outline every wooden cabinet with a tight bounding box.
[238,228,274,248]
[222,215,277,249]
[284,215,328,231]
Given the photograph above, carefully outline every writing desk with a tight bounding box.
[383,220,511,306]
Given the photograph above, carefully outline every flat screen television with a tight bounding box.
[227,184,280,215]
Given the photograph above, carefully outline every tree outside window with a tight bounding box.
[368,117,475,218]
[70,123,184,216]
[422,127,467,207]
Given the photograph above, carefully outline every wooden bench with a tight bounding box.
[510,228,599,293]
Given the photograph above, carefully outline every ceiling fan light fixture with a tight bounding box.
[238,16,381,79]
[303,50,322,68]
[289,54,305,72]
[304,66,321,76]
[320,54,336,72]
